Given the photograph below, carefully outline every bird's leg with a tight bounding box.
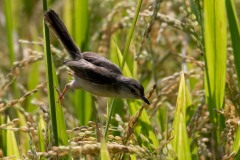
[57,83,71,103]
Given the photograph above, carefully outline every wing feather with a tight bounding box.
[82,52,122,75]
[65,60,120,85]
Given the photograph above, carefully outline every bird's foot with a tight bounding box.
[55,86,64,103]
[55,83,71,103]
[57,93,65,103]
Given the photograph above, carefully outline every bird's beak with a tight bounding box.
[141,96,150,105]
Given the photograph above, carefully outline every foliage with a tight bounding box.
[0,0,239,159]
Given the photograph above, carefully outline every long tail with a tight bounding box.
[44,9,81,60]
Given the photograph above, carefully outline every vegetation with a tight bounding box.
[0,0,239,159]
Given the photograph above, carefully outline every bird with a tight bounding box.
[44,9,150,105]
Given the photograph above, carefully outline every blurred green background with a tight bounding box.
[0,0,240,159]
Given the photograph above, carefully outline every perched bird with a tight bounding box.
[44,9,150,105]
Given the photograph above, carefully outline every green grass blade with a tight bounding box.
[232,127,240,159]
[63,1,73,35]
[3,0,14,64]
[171,72,191,160]
[226,0,240,89]
[104,98,115,138]
[122,0,142,69]
[185,82,194,124]
[74,0,89,51]
[26,63,40,111]
[3,0,19,98]
[0,115,6,155]
[112,39,132,77]
[17,110,29,152]
[157,104,168,133]
[42,0,68,146]
[204,0,227,137]
[100,138,111,160]
[6,117,20,158]
[226,1,240,157]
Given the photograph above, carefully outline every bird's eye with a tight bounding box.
[129,87,136,94]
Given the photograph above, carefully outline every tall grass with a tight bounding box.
[6,117,20,159]
[171,72,191,160]
[226,0,240,158]
[121,0,142,69]
[3,0,19,99]
[0,0,240,159]
[3,0,14,64]
[204,0,227,152]
[226,0,240,90]
[42,0,68,146]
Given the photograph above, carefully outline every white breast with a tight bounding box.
[69,75,136,99]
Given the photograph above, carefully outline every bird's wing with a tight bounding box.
[64,60,119,85]
[82,52,123,75]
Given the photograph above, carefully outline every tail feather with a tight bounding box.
[44,9,81,60]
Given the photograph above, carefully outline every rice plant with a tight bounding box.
[0,0,239,159]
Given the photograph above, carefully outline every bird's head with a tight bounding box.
[119,78,150,105]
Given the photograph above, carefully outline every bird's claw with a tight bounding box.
[55,86,64,103]
[57,94,64,103]
[54,84,70,103]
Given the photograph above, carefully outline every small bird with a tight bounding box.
[44,9,150,105]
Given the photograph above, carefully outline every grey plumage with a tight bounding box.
[44,9,150,105]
